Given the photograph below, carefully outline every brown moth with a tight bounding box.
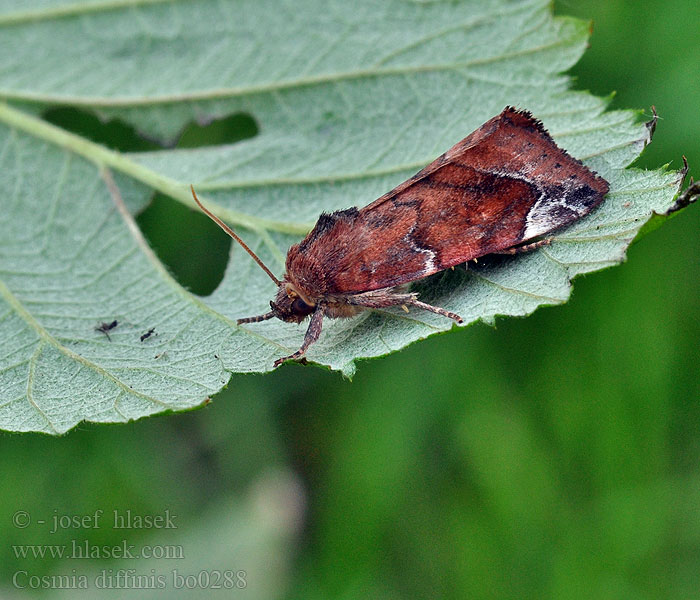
[192,107,609,367]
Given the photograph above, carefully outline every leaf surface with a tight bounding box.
[0,0,685,432]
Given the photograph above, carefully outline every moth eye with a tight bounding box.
[291,297,311,314]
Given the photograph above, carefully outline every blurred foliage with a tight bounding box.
[2,0,699,598]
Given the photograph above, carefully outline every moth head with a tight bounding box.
[270,284,315,323]
[189,187,317,325]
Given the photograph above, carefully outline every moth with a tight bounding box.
[192,107,609,367]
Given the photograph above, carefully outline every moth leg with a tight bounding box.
[95,328,112,342]
[346,290,464,324]
[237,311,276,324]
[495,238,551,255]
[274,306,325,367]
[404,298,464,324]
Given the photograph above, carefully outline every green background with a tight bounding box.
[2,0,698,597]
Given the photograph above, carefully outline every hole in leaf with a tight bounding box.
[176,113,259,148]
[43,107,259,150]
[44,108,259,294]
[136,114,259,294]
[43,106,163,152]
[137,194,230,296]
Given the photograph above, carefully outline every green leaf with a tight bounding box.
[0,0,686,433]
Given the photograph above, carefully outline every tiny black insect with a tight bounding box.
[95,320,118,341]
[140,327,156,342]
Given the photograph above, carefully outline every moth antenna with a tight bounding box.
[190,186,282,286]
